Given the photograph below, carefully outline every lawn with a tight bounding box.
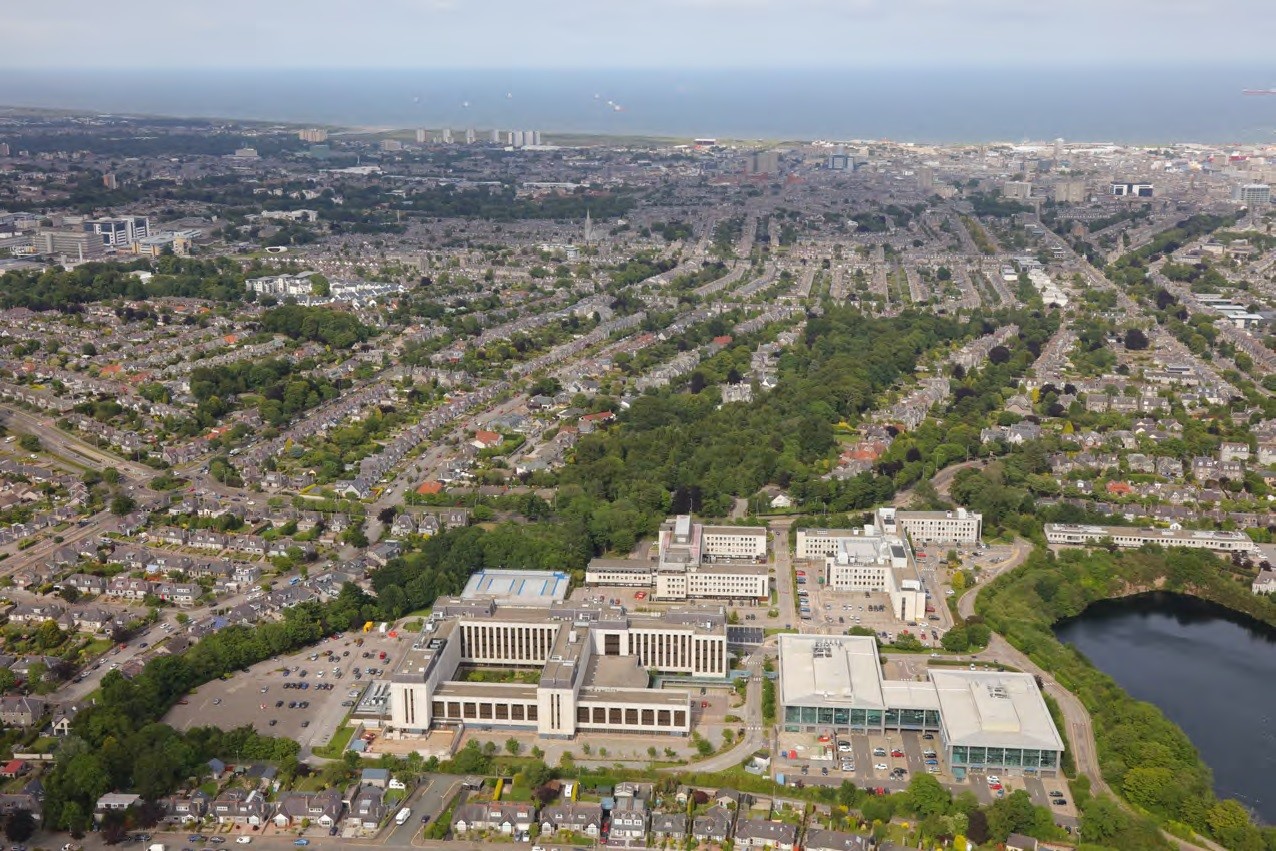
[312,723,356,759]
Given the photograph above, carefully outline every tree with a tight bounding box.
[309,274,331,297]
[1123,328,1149,350]
[905,773,951,818]
[103,467,121,485]
[988,345,1011,365]
[17,434,40,453]
[986,790,1036,842]
[110,494,136,516]
[505,737,521,755]
[3,809,35,842]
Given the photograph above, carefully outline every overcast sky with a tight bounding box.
[3,0,1270,69]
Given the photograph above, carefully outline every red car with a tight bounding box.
[890,749,904,758]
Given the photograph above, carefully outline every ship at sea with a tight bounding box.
[1243,88,1276,95]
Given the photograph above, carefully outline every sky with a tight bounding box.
[3,0,1274,69]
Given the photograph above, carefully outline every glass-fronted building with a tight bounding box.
[779,636,1064,776]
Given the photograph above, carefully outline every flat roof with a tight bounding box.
[930,670,1064,752]
[701,525,767,538]
[462,569,570,604]
[1045,523,1251,542]
[585,654,650,689]
[780,635,886,709]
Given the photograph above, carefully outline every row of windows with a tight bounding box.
[461,623,558,662]
[950,746,1059,769]
[434,700,539,722]
[576,705,687,728]
[784,704,941,730]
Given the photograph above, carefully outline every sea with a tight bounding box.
[3,66,1276,144]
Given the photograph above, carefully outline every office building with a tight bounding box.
[1003,181,1033,201]
[102,173,118,190]
[796,507,981,560]
[0,143,9,157]
[85,216,149,247]
[491,129,501,144]
[878,506,982,544]
[917,166,935,191]
[1109,182,1154,197]
[744,150,780,176]
[1053,180,1086,204]
[1044,523,1258,554]
[389,598,729,738]
[585,515,769,602]
[465,128,476,145]
[298,129,328,143]
[380,139,404,152]
[31,229,106,260]
[820,525,926,621]
[779,635,1064,777]
[415,129,429,145]
[1235,184,1271,208]
[442,128,453,144]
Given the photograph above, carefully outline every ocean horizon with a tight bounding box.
[2,66,1275,144]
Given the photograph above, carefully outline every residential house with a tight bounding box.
[346,785,386,830]
[160,790,211,824]
[472,430,502,450]
[540,802,603,836]
[454,802,537,836]
[48,703,80,737]
[608,797,649,846]
[272,789,345,828]
[0,790,41,821]
[0,696,46,727]
[95,792,142,816]
[390,514,417,537]
[802,829,872,851]
[651,812,689,842]
[64,573,107,595]
[1005,835,1039,851]
[1253,568,1276,595]
[692,806,735,843]
[212,788,268,826]
[8,603,65,624]
[359,768,391,789]
[734,819,797,851]
[1220,442,1251,462]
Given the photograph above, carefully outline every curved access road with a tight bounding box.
[960,539,1224,851]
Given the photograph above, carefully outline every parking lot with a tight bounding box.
[163,629,405,754]
[775,727,1073,817]
[796,577,945,643]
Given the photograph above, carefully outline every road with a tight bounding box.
[956,539,1222,851]
[769,519,798,629]
[956,538,1105,794]
[674,643,770,773]
[1,405,155,481]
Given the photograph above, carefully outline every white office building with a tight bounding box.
[389,598,728,739]
[586,515,769,602]
[796,507,981,560]
[1044,523,1258,554]
[84,216,149,247]
[880,507,983,545]
[1235,184,1271,208]
[779,635,1064,777]
[821,526,926,621]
